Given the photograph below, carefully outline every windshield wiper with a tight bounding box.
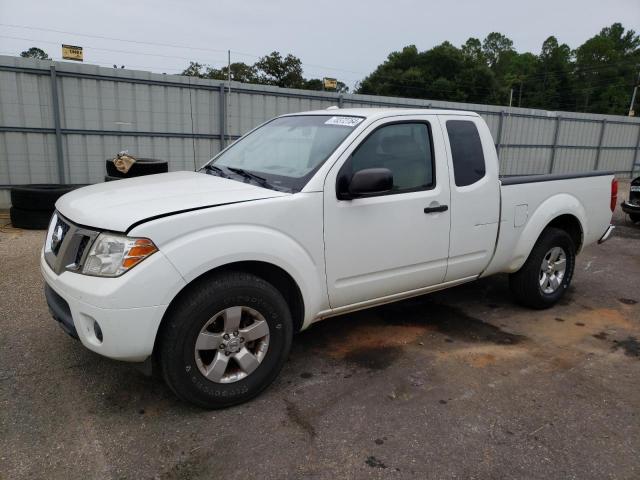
[225,167,273,189]
[202,164,230,178]
[209,165,287,191]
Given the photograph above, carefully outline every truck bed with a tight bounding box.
[481,170,615,277]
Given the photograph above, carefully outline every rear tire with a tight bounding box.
[509,227,576,309]
[158,271,293,409]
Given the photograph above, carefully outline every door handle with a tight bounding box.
[424,205,448,214]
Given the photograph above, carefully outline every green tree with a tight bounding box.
[358,45,434,99]
[461,38,485,64]
[335,81,349,93]
[205,62,258,83]
[574,23,640,113]
[181,62,205,77]
[531,37,573,110]
[501,52,538,107]
[182,61,257,83]
[181,25,640,115]
[304,78,324,90]
[254,51,305,88]
[181,52,349,93]
[482,32,515,68]
[458,63,499,104]
[357,24,639,114]
[20,47,50,60]
[460,38,499,103]
[358,42,495,103]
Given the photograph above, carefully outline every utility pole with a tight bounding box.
[628,71,640,117]
[509,88,513,108]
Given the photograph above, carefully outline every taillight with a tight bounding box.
[610,178,618,213]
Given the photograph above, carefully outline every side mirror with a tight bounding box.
[339,168,393,199]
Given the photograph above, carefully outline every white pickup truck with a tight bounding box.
[42,108,616,408]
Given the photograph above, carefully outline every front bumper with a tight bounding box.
[41,248,186,362]
[45,284,78,339]
[620,201,640,215]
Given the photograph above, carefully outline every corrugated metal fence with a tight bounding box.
[2,55,640,192]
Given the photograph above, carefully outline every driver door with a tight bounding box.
[323,116,451,308]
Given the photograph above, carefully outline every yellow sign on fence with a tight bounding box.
[62,44,83,62]
[323,77,337,90]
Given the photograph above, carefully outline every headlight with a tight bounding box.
[82,234,158,277]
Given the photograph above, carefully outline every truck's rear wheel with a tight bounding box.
[509,227,575,309]
[158,271,293,408]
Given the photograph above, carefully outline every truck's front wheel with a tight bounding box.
[509,227,576,309]
[158,271,293,408]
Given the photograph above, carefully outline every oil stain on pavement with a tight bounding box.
[612,337,640,358]
[296,296,527,373]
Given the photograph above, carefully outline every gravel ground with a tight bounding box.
[1,181,639,479]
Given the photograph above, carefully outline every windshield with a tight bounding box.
[203,115,364,192]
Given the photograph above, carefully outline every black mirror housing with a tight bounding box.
[339,168,393,199]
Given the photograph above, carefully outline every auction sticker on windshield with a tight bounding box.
[324,116,364,127]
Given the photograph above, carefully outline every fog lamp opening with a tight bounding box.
[93,320,103,343]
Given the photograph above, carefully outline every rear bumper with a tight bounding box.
[620,201,640,214]
[598,224,615,244]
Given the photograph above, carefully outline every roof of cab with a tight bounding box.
[280,107,480,121]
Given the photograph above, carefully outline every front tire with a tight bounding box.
[158,271,293,409]
[509,227,576,309]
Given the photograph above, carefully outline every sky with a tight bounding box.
[0,0,638,90]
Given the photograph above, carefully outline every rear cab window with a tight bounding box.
[446,120,486,187]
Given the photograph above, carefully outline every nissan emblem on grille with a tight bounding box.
[51,224,64,254]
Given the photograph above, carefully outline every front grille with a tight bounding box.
[44,212,99,275]
[74,236,90,265]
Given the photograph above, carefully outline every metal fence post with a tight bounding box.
[594,118,607,170]
[549,116,561,173]
[495,111,505,160]
[219,83,226,148]
[49,66,66,183]
[632,124,640,177]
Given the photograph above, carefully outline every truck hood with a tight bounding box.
[56,171,288,232]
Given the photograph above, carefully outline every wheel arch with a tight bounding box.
[153,260,306,358]
[507,193,586,273]
[546,214,583,252]
[512,212,584,271]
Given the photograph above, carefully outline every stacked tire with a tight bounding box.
[105,157,168,182]
[10,185,80,230]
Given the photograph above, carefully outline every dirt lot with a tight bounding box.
[1,182,639,480]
